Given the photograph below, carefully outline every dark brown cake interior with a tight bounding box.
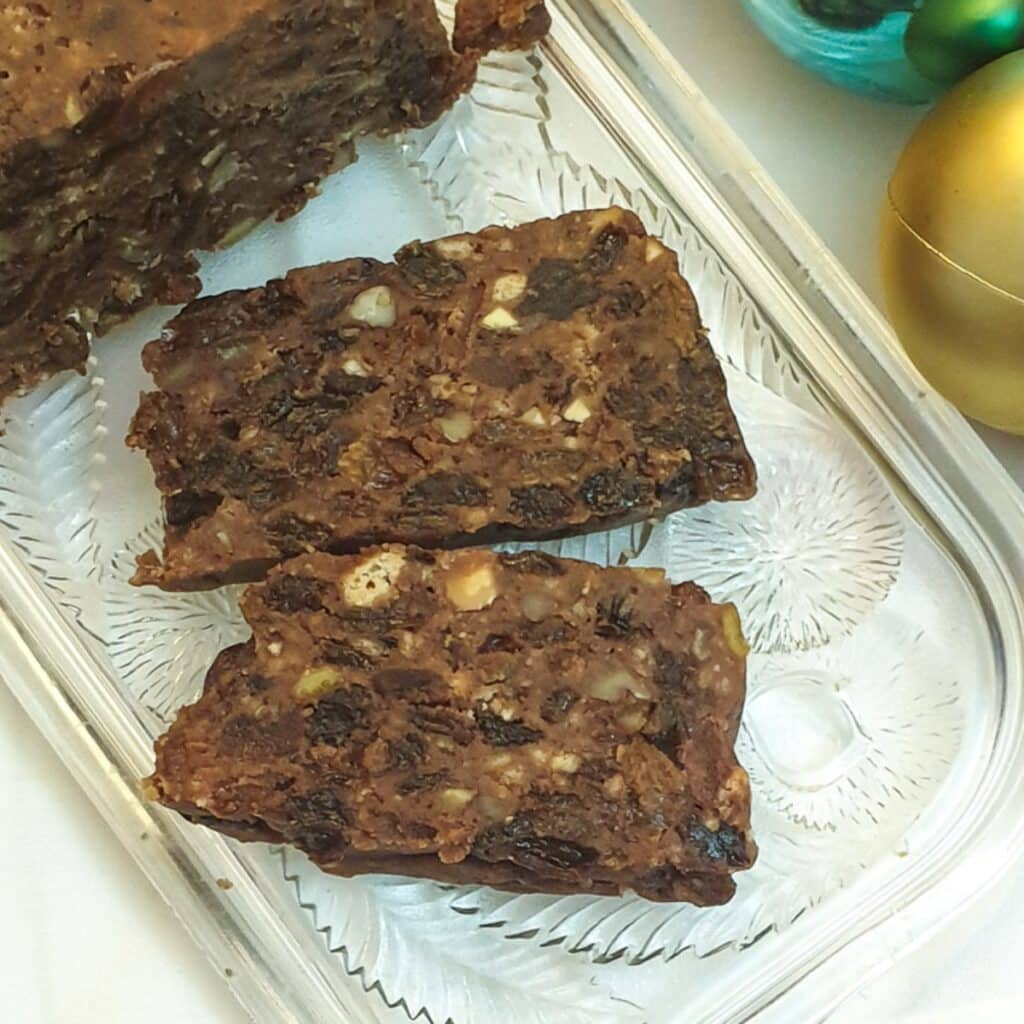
[147,547,756,904]
[129,208,756,590]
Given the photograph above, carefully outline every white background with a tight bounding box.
[3,2,1023,1021]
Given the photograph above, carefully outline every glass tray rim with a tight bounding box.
[1,2,1023,1022]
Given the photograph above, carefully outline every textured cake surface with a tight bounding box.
[0,0,547,401]
[147,546,756,904]
[129,207,756,590]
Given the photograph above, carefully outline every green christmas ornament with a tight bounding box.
[906,0,1024,84]
[744,0,1024,102]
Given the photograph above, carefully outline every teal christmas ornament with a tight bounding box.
[742,0,1024,103]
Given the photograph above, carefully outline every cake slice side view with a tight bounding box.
[128,207,757,590]
[146,547,756,904]
[0,0,549,403]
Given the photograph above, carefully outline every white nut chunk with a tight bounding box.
[588,666,651,702]
[439,411,474,443]
[445,554,499,612]
[492,272,527,303]
[562,397,592,423]
[347,285,396,328]
[645,238,668,264]
[341,550,406,607]
[341,357,369,377]
[551,752,581,774]
[480,306,519,332]
[520,406,548,428]
[434,238,474,260]
[440,787,476,810]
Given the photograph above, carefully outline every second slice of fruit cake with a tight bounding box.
[146,547,756,903]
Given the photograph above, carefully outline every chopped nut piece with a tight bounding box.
[645,238,668,263]
[562,397,592,423]
[440,787,476,810]
[215,217,259,249]
[588,667,650,702]
[341,550,406,607]
[722,606,749,658]
[521,591,556,623]
[293,665,341,700]
[341,357,369,377]
[440,411,474,443]
[616,708,649,734]
[480,306,520,332]
[444,555,499,612]
[551,752,581,774]
[347,285,396,328]
[492,272,527,302]
[434,239,474,260]
[520,406,547,427]
[201,142,228,168]
[63,93,84,126]
[603,773,626,798]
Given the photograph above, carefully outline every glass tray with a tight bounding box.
[2,2,1023,1022]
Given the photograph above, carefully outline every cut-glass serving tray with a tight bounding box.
[2,2,1023,1022]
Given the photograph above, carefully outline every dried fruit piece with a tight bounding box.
[478,710,543,746]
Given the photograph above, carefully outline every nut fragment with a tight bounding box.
[64,93,84,125]
[341,550,406,608]
[445,554,499,612]
[492,273,527,303]
[562,397,592,423]
[521,591,556,623]
[439,411,474,443]
[520,406,547,428]
[294,665,341,700]
[616,708,649,734]
[588,667,650,702]
[551,752,581,774]
[480,307,519,332]
[478,794,512,822]
[200,141,228,167]
[434,238,474,260]
[645,238,668,264]
[341,357,369,377]
[692,628,709,660]
[722,606,749,658]
[347,285,396,328]
[603,773,626,798]
[440,787,476,810]
[215,217,259,249]
[209,152,241,193]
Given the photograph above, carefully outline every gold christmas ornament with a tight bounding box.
[881,49,1024,434]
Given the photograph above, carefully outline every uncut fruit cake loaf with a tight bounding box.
[0,0,549,403]
[145,546,757,904]
[128,207,756,590]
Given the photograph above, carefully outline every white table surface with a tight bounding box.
[3,3,1023,1022]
